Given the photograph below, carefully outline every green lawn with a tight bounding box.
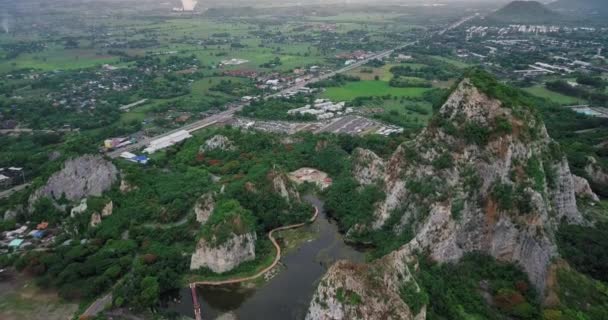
[524,85,586,105]
[323,80,431,101]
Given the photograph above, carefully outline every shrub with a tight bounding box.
[463,121,490,145]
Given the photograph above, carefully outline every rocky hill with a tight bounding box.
[190,200,257,273]
[489,1,560,23]
[307,73,597,319]
[29,155,119,209]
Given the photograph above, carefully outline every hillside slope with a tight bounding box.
[551,0,608,14]
[306,72,596,319]
[489,1,561,23]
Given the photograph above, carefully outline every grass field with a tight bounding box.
[119,76,247,124]
[524,85,586,105]
[0,48,120,72]
[323,80,430,101]
[430,56,471,69]
[0,272,78,320]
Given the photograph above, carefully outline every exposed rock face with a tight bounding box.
[572,175,600,202]
[307,79,585,319]
[585,156,608,197]
[120,179,137,193]
[70,199,88,218]
[101,201,114,217]
[194,192,215,224]
[200,135,236,152]
[268,170,300,203]
[307,261,418,320]
[30,155,118,206]
[190,232,256,273]
[90,212,102,227]
[352,148,385,186]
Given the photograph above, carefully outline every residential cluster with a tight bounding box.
[466,25,605,39]
[287,99,353,120]
[0,221,53,254]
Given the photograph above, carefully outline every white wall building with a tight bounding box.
[144,130,192,154]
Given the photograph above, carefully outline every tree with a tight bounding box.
[136,276,160,309]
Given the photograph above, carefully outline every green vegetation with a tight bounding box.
[418,253,540,320]
[557,222,608,283]
[336,287,363,306]
[524,85,586,105]
[325,178,385,232]
[553,268,608,320]
[399,281,429,315]
[238,96,315,121]
[323,80,430,101]
[200,200,256,247]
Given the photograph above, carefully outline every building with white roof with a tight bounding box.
[144,130,192,154]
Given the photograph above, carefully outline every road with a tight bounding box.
[0,183,31,199]
[439,13,479,35]
[107,13,476,158]
[81,293,113,318]
[106,42,416,159]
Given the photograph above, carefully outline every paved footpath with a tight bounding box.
[190,206,319,287]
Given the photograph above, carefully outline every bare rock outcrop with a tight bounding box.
[585,156,608,197]
[30,155,118,208]
[200,135,236,152]
[90,212,102,227]
[120,179,137,193]
[306,261,419,320]
[268,170,300,203]
[352,148,386,186]
[190,232,256,273]
[571,175,599,202]
[194,192,215,224]
[70,199,88,218]
[101,201,114,217]
[190,200,257,273]
[367,79,583,293]
[307,78,586,319]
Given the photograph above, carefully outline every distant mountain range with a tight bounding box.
[550,0,608,15]
[488,1,561,23]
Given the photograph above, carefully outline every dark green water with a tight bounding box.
[162,195,365,320]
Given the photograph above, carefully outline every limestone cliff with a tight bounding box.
[352,148,385,186]
[308,78,588,319]
[585,156,608,197]
[267,170,301,203]
[194,192,215,224]
[190,232,256,273]
[190,200,257,273]
[29,155,118,208]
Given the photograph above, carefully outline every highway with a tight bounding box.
[106,41,416,159]
[105,14,478,159]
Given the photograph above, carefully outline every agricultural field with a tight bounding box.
[323,80,431,101]
[524,85,587,105]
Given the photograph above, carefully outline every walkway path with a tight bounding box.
[190,206,319,287]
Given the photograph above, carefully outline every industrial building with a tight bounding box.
[144,130,192,154]
[287,99,351,120]
[120,152,150,165]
